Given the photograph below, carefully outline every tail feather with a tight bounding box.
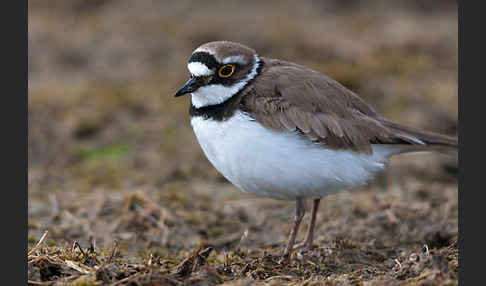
[382,121,458,155]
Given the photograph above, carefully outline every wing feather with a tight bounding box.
[240,58,457,154]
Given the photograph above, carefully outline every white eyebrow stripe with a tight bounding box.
[222,56,247,65]
[188,62,213,77]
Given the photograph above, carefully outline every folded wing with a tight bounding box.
[241,58,457,155]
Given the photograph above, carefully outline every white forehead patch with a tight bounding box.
[188,62,213,77]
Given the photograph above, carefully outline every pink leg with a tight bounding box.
[281,198,306,262]
[293,198,320,251]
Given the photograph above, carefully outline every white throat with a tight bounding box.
[190,55,261,108]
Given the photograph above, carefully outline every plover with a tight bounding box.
[174,41,458,261]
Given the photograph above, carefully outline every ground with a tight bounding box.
[28,1,458,285]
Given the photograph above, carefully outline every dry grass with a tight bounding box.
[29,1,457,285]
[28,180,458,285]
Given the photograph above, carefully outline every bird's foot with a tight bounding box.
[292,240,314,252]
[278,242,314,264]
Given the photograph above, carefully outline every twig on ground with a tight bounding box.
[28,231,48,257]
[111,272,144,286]
[64,260,91,274]
[72,241,86,258]
[88,235,96,253]
[107,240,119,265]
[394,259,402,269]
[265,275,294,281]
[235,228,249,250]
[27,280,52,286]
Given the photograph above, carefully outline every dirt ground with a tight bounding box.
[28,1,458,285]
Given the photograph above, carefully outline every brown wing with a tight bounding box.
[240,58,457,154]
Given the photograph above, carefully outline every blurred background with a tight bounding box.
[28,0,457,267]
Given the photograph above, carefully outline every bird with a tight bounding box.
[174,41,458,262]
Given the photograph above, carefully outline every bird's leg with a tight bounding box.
[281,198,306,262]
[293,198,320,251]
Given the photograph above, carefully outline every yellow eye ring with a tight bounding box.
[218,64,235,78]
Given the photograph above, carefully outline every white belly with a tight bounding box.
[191,111,399,201]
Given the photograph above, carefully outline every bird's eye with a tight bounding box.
[218,64,235,78]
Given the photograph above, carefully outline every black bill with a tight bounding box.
[174,77,204,97]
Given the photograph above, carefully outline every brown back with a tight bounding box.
[240,57,457,154]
